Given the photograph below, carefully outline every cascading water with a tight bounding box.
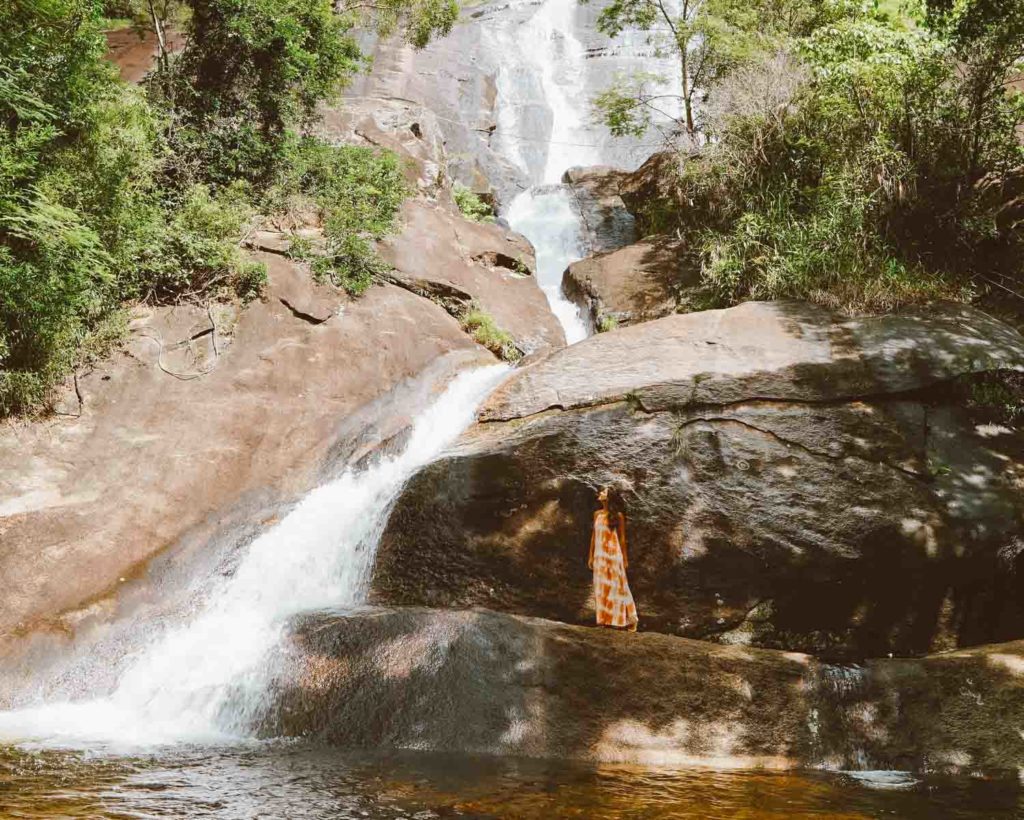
[492,0,680,344]
[506,187,592,342]
[493,0,599,343]
[0,365,508,749]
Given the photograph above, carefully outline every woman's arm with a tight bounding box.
[588,525,596,569]
[618,513,628,568]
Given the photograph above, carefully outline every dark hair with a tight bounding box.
[599,485,624,517]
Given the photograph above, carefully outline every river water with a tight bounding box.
[4,743,1023,819]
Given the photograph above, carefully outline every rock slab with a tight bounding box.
[373,301,1024,657]
[263,606,1024,775]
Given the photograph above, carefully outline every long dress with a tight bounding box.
[591,510,639,629]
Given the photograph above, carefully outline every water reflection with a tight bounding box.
[1,743,1021,819]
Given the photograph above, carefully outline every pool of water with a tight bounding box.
[2,743,1021,819]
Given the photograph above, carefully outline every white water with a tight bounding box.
[495,0,598,344]
[506,186,591,343]
[495,0,680,344]
[0,365,508,749]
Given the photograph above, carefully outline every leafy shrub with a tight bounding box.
[452,184,495,223]
[630,4,1024,314]
[279,138,408,295]
[461,307,521,362]
[1,0,445,415]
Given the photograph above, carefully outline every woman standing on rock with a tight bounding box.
[588,486,639,632]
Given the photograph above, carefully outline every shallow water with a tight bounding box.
[2,743,1021,819]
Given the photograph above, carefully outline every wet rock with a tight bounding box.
[372,302,1024,656]
[263,606,813,767]
[562,166,636,255]
[812,640,1024,775]
[264,606,1024,775]
[562,234,688,329]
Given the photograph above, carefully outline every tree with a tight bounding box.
[147,0,458,188]
[587,0,858,140]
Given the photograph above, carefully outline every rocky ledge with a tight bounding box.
[262,606,1024,776]
[372,300,1024,658]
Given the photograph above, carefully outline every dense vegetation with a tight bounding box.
[593,0,1024,315]
[0,0,453,415]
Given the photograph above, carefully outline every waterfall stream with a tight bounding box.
[0,0,679,753]
[0,365,508,748]
[495,0,601,343]
[492,0,680,343]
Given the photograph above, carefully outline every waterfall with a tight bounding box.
[0,365,508,749]
[492,0,681,344]
[506,185,591,343]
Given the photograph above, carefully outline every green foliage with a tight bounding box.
[628,1,1024,314]
[0,0,266,414]
[452,184,495,223]
[587,0,860,138]
[1,0,449,415]
[279,139,408,295]
[156,0,362,189]
[452,184,493,222]
[156,0,458,189]
[460,307,521,362]
[596,313,619,332]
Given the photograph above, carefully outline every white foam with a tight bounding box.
[0,365,509,750]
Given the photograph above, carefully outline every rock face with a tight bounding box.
[264,606,1024,775]
[379,199,566,356]
[562,234,687,329]
[372,301,1024,657]
[617,150,687,235]
[0,255,493,640]
[316,97,449,195]
[268,97,567,357]
[348,0,681,205]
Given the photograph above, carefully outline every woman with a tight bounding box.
[588,486,638,631]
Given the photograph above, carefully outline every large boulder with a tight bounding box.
[262,605,814,767]
[372,301,1024,657]
[561,166,637,255]
[0,254,492,640]
[262,605,1024,775]
[562,234,688,329]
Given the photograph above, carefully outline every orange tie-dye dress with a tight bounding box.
[590,510,639,629]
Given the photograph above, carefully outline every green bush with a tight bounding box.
[1,0,444,415]
[0,0,268,414]
[279,138,408,295]
[452,184,495,223]
[634,4,1023,314]
[461,306,521,362]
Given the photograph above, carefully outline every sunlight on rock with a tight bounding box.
[300,653,351,691]
[375,624,458,680]
[900,517,939,557]
[976,424,1015,439]
[987,654,1024,676]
